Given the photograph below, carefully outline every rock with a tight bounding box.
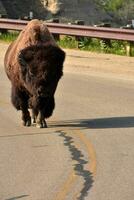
[41,0,63,15]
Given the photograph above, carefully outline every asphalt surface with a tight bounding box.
[0,43,134,200]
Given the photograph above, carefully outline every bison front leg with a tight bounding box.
[11,86,31,126]
[36,111,47,128]
[21,108,31,127]
[20,98,31,126]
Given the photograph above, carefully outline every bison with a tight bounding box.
[4,19,65,128]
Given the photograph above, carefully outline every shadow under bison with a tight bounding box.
[4,19,65,128]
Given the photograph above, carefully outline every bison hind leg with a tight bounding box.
[22,110,31,127]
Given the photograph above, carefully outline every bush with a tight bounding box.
[58,36,134,56]
[104,0,124,12]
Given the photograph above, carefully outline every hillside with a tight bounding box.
[41,0,110,25]
[0,0,134,26]
[0,0,48,19]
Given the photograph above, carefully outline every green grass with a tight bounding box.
[58,36,134,56]
[0,33,133,56]
[0,32,19,42]
[57,36,78,49]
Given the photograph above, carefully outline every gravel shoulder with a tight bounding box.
[65,48,134,81]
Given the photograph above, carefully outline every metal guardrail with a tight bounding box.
[0,18,134,42]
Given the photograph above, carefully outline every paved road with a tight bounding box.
[0,44,134,200]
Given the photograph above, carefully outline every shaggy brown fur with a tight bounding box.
[4,19,65,128]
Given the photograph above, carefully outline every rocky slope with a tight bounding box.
[0,0,133,26]
[0,0,109,25]
[41,0,109,25]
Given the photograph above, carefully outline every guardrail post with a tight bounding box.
[0,14,8,18]
[126,42,133,56]
[122,25,134,56]
[29,11,34,20]
[75,20,85,48]
[75,20,85,25]
[0,14,8,34]
[51,18,60,41]
[94,23,111,51]
[0,29,7,34]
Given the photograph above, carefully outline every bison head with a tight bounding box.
[18,44,65,98]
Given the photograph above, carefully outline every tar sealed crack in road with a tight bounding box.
[59,131,94,200]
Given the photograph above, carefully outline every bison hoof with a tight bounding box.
[36,121,47,128]
[23,119,31,127]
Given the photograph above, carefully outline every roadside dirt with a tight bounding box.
[65,49,134,81]
[1,42,134,81]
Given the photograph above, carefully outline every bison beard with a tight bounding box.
[4,19,65,128]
